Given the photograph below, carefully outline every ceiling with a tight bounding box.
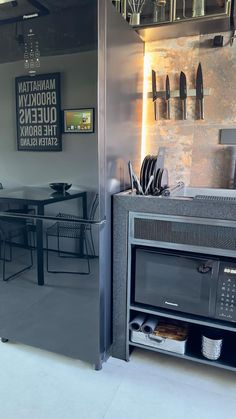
[0,0,93,19]
[0,0,98,63]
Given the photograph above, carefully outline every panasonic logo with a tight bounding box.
[224,268,236,274]
[165,301,179,307]
[23,13,39,20]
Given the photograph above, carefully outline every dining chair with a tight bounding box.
[0,183,34,280]
[0,182,36,246]
[0,217,33,281]
[46,193,99,275]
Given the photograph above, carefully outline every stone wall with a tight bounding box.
[143,32,236,188]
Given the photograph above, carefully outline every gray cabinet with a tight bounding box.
[112,192,236,372]
[112,0,234,40]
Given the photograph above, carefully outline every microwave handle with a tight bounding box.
[197,260,214,274]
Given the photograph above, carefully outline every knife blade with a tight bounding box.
[196,62,204,120]
[179,71,187,120]
[152,69,157,121]
[165,75,170,119]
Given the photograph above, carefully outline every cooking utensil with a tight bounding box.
[128,161,144,195]
[145,175,154,195]
[134,173,144,195]
[140,155,150,191]
[165,75,170,119]
[133,167,144,195]
[152,69,158,120]
[180,71,187,120]
[156,146,165,171]
[158,168,169,190]
[128,160,134,193]
[156,169,162,189]
[150,156,157,194]
[128,0,146,25]
[152,169,160,195]
[161,181,185,197]
[153,0,166,23]
[192,0,205,17]
[196,62,204,120]
[144,156,154,191]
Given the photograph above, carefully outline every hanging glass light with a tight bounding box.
[24,28,40,76]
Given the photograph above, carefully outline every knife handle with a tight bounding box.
[199,99,204,120]
[183,100,187,120]
[167,100,170,120]
[154,101,157,121]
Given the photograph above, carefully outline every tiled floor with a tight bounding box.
[0,342,236,419]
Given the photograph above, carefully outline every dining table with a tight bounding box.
[0,186,87,286]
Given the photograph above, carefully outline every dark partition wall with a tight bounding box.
[97,0,143,357]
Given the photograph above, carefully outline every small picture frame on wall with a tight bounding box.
[63,108,94,134]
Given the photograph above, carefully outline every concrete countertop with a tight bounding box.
[114,190,236,221]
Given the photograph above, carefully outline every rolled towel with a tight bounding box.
[129,314,147,331]
[141,316,158,334]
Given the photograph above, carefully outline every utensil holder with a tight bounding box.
[201,329,223,360]
[192,0,205,17]
[130,12,140,25]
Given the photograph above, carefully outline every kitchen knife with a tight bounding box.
[128,161,134,193]
[165,75,170,119]
[179,71,187,120]
[196,62,204,120]
[152,69,157,121]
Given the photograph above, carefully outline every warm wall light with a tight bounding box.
[0,0,13,4]
[141,53,151,164]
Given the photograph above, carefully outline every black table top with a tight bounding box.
[0,186,86,205]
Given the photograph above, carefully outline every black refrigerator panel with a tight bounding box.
[0,0,143,367]
[0,0,101,368]
[0,217,101,365]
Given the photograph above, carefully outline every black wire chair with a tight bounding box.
[0,217,33,281]
[46,193,98,275]
[0,183,34,281]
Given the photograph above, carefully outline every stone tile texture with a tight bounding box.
[144,32,236,187]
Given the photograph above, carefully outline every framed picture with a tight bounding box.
[16,72,62,151]
[63,108,94,134]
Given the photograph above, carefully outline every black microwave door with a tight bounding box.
[134,249,215,317]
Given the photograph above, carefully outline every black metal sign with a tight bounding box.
[15,73,62,151]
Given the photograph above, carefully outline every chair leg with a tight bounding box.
[57,233,60,256]
[2,239,6,281]
[9,240,13,262]
[46,233,50,273]
[46,234,90,275]
[84,236,91,274]
[2,237,33,282]
[89,229,96,256]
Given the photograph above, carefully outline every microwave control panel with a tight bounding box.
[216,268,236,322]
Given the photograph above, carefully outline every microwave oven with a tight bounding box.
[133,247,236,323]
